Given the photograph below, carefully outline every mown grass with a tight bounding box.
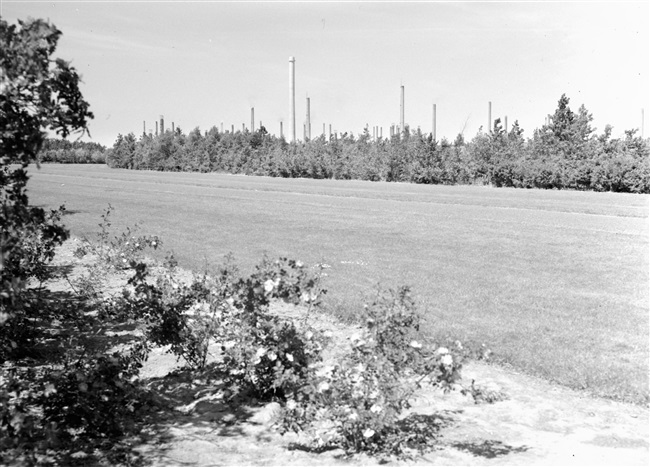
[28,164,649,404]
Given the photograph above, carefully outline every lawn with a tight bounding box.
[27,164,649,404]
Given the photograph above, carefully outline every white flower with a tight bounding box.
[286,400,297,410]
[363,429,375,438]
[323,331,333,338]
[264,279,275,293]
[409,340,422,349]
[267,351,277,361]
[151,241,157,247]
[286,353,294,362]
[348,412,359,421]
[370,404,382,414]
[318,381,330,393]
[436,347,449,355]
[305,330,314,340]
[256,347,267,358]
[441,354,453,366]
[296,260,304,268]
[301,292,318,303]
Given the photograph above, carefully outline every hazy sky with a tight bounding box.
[3,1,648,147]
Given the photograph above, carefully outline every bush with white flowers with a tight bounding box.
[279,286,465,459]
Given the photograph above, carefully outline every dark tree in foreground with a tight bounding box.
[0,17,93,353]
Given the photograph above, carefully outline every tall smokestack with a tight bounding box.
[433,104,437,141]
[289,56,296,142]
[172,122,175,133]
[329,124,332,141]
[160,115,164,134]
[306,96,311,140]
[251,107,255,132]
[504,115,508,134]
[400,85,405,134]
[488,102,492,133]
[155,121,158,136]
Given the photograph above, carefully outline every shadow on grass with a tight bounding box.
[451,439,530,458]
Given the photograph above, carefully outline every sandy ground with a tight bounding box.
[134,331,649,466]
[51,241,649,466]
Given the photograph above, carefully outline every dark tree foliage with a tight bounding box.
[1,17,93,351]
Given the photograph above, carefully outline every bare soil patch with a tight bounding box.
[47,241,649,466]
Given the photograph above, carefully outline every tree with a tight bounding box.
[1,18,93,352]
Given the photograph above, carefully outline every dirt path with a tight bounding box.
[52,241,649,466]
[133,353,648,466]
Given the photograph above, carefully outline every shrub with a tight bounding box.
[279,286,465,460]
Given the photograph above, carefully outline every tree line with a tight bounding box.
[105,94,649,193]
[39,138,107,163]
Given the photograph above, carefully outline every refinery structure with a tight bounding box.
[141,56,538,143]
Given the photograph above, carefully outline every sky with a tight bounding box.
[3,0,649,147]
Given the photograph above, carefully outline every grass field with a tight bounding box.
[27,164,649,404]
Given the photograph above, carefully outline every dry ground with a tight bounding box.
[48,240,649,466]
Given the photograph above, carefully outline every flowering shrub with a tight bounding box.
[217,316,325,401]
[100,245,328,403]
[279,286,465,459]
[73,204,162,270]
[199,256,327,400]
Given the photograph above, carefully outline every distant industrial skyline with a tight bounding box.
[3,1,648,147]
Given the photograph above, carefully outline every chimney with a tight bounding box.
[400,85,405,134]
[306,96,311,140]
[488,102,492,133]
[433,104,437,141]
[289,56,296,142]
